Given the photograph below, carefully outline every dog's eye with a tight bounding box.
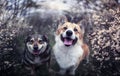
[63,27,67,30]
[38,40,43,44]
[29,40,34,44]
[74,28,78,32]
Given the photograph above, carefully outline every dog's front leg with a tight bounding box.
[68,68,76,76]
[58,68,66,75]
[31,69,35,76]
[67,65,77,76]
[25,66,35,76]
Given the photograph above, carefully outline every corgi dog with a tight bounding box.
[53,16,89,76]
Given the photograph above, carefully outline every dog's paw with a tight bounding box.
[48,68,56,76]
[56,72,65,76]
[67,71,75,76]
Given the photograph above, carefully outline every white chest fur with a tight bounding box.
[34,57,41,64]
[53,43,84,69]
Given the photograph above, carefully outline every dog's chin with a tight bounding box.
[32,50,40,55]
[60,35,77,47]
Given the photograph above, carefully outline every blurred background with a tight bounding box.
[0,0,120,76]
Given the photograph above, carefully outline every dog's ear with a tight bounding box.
[77,20,86,40]
[58,16,68,26]
[77,20,85,36]
[56,16,67,35]
[56,28,62,35]
[25,35,31,43]
[42,35,49,43]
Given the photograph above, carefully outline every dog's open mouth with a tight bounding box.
[33,46,43,55]
[33,50,40,55]
[64,38,73,46]
[61,35,77,46]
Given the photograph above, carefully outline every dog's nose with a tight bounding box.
[33,45,38,50]
[66,30,73,36]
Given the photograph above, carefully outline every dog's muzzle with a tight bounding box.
[33,45,38,50]
[33,44,43,55]
[61,30,77,46]
[66,30,73,36]
[33,45,38,53]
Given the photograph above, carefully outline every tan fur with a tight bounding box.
[54,18,90,75]
[82,43,89,58]
[56,20,90,58]
[56,22,83,45]
[56,21,90,61]
[76,43,89,66]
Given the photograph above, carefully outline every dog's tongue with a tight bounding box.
[64,38,73,46]
[33,51,39,55]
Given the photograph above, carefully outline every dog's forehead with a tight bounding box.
[31,34,42,40]
[62,22,80,29]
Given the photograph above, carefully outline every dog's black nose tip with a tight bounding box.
[33,45,38,50]
[66,30,73,36]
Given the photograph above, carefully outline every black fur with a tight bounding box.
[22,34,51,76]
